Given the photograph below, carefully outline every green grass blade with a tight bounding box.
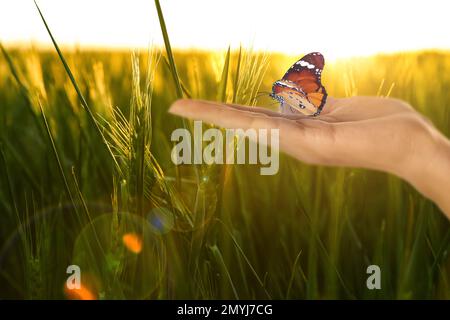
[431,229,450,271]
[1,139,42,194]
[163,57,192,98]
[37,99,78,215]
[155,0,199,189]
[0,43,30,97]
[232,45,242,103]
[286,250,303,299]
[216,219,271,298]
[303,208,355,299]
[217,46,230,102]
[0,142,20,220]
[209,245,239,299]
[71,166,90,221]
[0,42,45,137]
[154,0,183,98]
[34,0,119,168]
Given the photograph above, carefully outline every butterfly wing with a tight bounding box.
[272,81,319,115]
[272,52,327,115]
[283,52,324,83]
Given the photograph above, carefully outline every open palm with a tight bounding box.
[169,96,450,218]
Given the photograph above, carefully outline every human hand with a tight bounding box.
[169,97,450,219]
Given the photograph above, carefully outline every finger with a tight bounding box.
[169,99,289,130]
[315,96,339,114]
[170,99,314,123]
[226,103,311,120]
[231,96,338,119]
[170,99,280,119]
[324,96,414,120]
[169,99,336,164]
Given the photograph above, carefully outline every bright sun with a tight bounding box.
[1,0,450,58]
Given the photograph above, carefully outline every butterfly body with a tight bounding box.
[270,52,327,116]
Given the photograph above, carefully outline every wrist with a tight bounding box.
[403,127,450,219]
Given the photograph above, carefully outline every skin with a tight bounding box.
[169,96,450,220]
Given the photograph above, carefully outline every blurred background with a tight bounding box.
[0,0,449,299]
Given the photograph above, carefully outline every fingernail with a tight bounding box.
[168,100,186,115]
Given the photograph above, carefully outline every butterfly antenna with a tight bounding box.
[255,91,271,99]
[254,94,272,105]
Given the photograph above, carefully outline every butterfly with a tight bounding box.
[270,52,327,116]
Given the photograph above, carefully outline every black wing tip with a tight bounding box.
[304,51,323,57]
[303,52,325,63]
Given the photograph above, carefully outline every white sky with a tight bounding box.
[1,0,449,58]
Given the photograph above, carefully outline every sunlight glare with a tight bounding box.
[0,0,449,58]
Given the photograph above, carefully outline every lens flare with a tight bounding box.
[147,207,174,235]
[122,233,143,254]
[64,283,97,300]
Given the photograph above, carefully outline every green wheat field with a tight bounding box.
[0,2,449,300]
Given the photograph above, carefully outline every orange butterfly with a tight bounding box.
[270,52,327,116]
